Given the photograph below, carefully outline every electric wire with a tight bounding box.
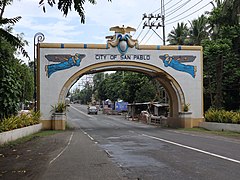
[152,8,161,14]
[165,0,174,7]
[165,2,212,25]
[134,0,161,38]
[132,20,144,36]
[165,0,184,13]
[139,19,161,43]
[136,28,144,40]
[143,31,155,44]
[151,28,163,41]
[151,0,174,14]
[165,0,191,17]
[139,29,151,44]
[166,0,204,22]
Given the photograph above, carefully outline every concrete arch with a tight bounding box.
[58,61,185,118]
[38,34,203,129]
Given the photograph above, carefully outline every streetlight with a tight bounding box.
[33,32,45,112]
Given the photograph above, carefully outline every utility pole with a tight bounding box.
[142,0,166,45]
[161,0,166,45]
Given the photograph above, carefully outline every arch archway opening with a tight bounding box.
[58,62,185,128]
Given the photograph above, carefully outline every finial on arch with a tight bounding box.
[109,25,136,34]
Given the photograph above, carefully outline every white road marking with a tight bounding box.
[104,150,112,158]
[81,129,95,141]
[142,134,240,164]
[70,105,97,120]
[49,132,74,165]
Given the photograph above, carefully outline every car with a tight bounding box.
[87,106,98,115]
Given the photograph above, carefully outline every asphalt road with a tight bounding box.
[67,104,240,180]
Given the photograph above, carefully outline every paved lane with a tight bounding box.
[68,104,240,180]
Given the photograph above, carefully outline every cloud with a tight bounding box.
[4,0,213,64]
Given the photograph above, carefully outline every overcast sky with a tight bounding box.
[5,0,213,64]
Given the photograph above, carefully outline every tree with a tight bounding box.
[18,63,34,103]
[202,0,240,110]
[39,0,112,23]
[202,39,232,109]
[188,15,209,45]
[78,83,93,104]
[223,0,240,25]
[97,72,125,102]
[0,39,21,119]
[0,0,29,58]
[167,22,189,45]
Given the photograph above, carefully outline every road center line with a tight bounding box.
[70,105,97,120]
[142,134,240,164]
[81,129,95,141]
[49,132,74,165]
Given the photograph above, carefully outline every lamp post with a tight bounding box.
[33,32,45,112]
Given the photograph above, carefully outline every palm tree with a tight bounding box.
[167,22,189,45]
[0,0,29,59]
[188,15,209,45]
[205,0,225,40]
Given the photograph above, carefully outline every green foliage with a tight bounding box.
[18,63,34,102]
[77,83,93,104]
[51,102,67,113]
[95,71,159,103]
[205,109,240,124]
[0,111,41,132]
[167,22,189,45]
[202,37,239,110]
[0,37,34,119]
[0,1,29,59]
[183,103,190,112]
[188,15,209,45]
[0,41,21,119]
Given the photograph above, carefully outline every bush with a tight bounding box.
[205,109,240,124]
[0,111,41,133]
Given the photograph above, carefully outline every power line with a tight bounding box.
[152,0,174,14]
[132,20,144,36]
[139,29,151,44]
[151,28,163,41]
[165,0,191,17]
[144,31,155,44]
[166,2,212,25]
[165,0,174,7]
[166,0,204,22]
[152,8,161,14]
[136,28,144,40]
[165,0,184,12]
[134,1,162,38]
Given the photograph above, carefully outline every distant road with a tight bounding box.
[58,104,240,179]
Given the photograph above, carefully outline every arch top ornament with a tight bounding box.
[106,26,138,55]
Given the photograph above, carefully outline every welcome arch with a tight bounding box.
[37,26,204,130]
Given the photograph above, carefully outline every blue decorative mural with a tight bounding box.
[45,53,86,78]
[159,54,197,78]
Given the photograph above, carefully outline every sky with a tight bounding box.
[5,0,214,65]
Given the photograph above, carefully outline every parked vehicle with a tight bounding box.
[87,106,98,115]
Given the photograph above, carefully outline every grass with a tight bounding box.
[1,130,64,148]
[180,127,240,138]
